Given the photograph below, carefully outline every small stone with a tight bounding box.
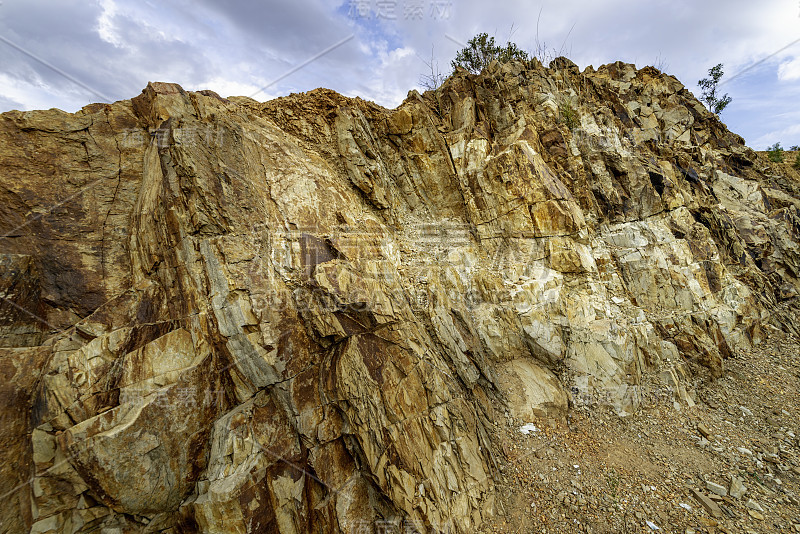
[744,499,764,512]
[766,417,781,428]
[691,489,722,518]
[706,480,727,497]
[697,423,712,439]
[747,509,764,520]
[737,447,753,456]
[646,520,660,530]
[719,503,737,519]
[729,475,746,499]
[698,517,719,527]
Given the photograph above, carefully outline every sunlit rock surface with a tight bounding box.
[0,60,798,532]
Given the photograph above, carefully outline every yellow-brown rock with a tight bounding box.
[1,59,798,532]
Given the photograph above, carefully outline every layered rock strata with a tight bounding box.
[0,58,798,532]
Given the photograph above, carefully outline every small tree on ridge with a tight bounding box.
[698,64,732,116]
[451,32,529,74]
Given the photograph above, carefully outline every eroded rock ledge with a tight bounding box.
[0,58,798,533]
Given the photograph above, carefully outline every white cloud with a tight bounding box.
[0,72,91,112]
[198,77,268,100]
[345,44,420,106]
[752,123,800,149]
[778,57,800,81]
[96,0,124,47]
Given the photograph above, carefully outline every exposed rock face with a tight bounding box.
[0,60,798,533]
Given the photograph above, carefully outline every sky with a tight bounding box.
[0,0,798,149]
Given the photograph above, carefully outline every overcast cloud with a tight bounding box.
[0,0,798,148]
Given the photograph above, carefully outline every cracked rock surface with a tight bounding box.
[0,59,798,532]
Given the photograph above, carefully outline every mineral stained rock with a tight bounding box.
[0,58,798,533]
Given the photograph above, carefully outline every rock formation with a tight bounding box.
[0,58,798,533]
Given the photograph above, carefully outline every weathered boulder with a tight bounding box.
[495,359,568,419]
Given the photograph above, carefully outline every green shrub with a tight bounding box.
[767,142,784,163]
[795,152,800,170]
[451,32,529,74]
[558,100,578,130]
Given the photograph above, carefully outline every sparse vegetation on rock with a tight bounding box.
[768,142,785,162]
[451,32,529,74]
[698,63,732,115]
[418,45,447,91]
[558,98,579,130]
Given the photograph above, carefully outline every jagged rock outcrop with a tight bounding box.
[0,59,798,533]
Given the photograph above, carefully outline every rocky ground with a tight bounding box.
[482,307,800,534]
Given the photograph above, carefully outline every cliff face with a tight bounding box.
[0,58,798,533]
